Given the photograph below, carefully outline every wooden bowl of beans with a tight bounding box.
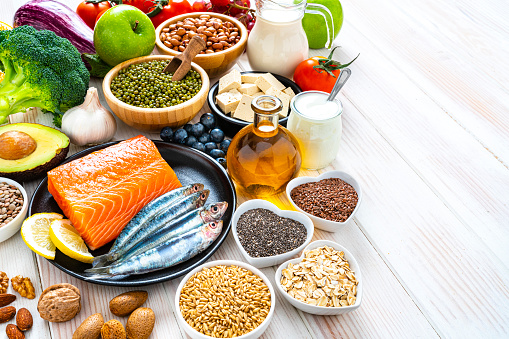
[155,12,248,78]
[103,55,210,132]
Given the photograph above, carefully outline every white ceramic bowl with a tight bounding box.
[232,200,314,268]
[0,178,28,243]
[175,259,276,339]
[286,170,362,232]
[275,240,363,315]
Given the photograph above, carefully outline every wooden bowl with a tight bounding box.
[103,55,210,132]
[155,12,248,78]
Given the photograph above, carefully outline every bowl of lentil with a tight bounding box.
[175,260,275,339]
[0,178,28,243]
[275,240,363,315]
[103,55,210,132]
[286,171,362,232]
[155,12,248,78]
[232,199,313,268]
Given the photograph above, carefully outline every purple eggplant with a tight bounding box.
[13,0,95,54]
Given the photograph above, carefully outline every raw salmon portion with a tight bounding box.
[47,135,182,250]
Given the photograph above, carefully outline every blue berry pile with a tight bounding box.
[160,113,229,168]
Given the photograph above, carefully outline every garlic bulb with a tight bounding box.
[62,87,117,146]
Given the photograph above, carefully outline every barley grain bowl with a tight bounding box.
[175,260,275,339]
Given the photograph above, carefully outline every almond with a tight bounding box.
[16,308,33,331]
[0,294,16,307]
[5,324,24,339]
[126,307,155,339]
[109,291,148,317]
[101,319,126,339]
[0,306,16,323]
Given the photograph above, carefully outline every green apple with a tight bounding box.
[94,5,156,67]
[302,0,343,49]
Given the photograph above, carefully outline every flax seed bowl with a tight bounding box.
[286,171,362,232]
[0,177,28,243]
[175,260,275,339]
[155,12,248,78]
[275,240,363,315]
[232,200,314,269]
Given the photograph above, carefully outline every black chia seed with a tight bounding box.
[236,208,307,257]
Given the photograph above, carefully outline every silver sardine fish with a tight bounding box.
[92,189,209,267]
[85,221,223,278]
[116,202,228,263]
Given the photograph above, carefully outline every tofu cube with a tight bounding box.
[255,73,286,92]
[241,74,262,84]
[283,87,296,99]
[238,83,259,96]
[216,89,242,113]
[250,92,264,98]
[218,69,241,94]
[265,87,291,117]
[233,95,255,122]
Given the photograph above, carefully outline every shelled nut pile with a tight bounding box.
[0,183,23,227]
[160,14,241,54]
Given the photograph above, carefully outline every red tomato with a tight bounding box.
[95,8,110,26]
[76,1,112,29]
[147,0,193,29]
[293,56,339,93]
[122,0,148,11]
[192,0,208,12]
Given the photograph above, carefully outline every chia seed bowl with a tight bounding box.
[232,199,314,269]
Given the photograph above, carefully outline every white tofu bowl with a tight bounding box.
[0,177,28,243]
[275,240,363,316]
[286,170,362,232]
[232,199,314,268]
[175,259,276,339]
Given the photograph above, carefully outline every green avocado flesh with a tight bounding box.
[0,123,69,182]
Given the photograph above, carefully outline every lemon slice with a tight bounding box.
[21,213,63,260]
[49,219,94,264]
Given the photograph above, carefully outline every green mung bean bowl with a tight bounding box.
[232,199,313,268]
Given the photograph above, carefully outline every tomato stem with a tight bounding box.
[312,47,359,78]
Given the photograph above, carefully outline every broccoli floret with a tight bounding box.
[0,25,89,125]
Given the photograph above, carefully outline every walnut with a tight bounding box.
[11,276,35,299]
[37,283,81,322]
[0,272,8,294]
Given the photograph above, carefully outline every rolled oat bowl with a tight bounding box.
[175,260,275,339]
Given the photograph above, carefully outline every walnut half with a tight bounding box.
[0,272,8,294]
[11,275,35,299]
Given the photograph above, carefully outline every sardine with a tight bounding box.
[116,202,228,263]
[92,189,209,267]
[85,221,223,278]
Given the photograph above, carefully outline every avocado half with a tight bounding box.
[0,123,69,182]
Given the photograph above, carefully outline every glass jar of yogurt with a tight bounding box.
[287,91,343,169]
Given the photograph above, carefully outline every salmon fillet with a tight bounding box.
[47,135,182,250]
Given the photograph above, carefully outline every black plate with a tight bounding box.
[29,140,236,286]
[207,71,302,137]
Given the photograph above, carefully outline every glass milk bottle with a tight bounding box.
[287,91,343,169]
[247,0,333,77]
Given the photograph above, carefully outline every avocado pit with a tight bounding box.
[0,130,37,160]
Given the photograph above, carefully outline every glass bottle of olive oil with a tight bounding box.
[226,95,302,196]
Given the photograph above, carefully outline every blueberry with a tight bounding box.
[209,149,225,159]
[185,135,198,146]
[216,157,227,169]
[204,142,217,154]
[210,128,225,143]
[183,123,193,134]
[219,139,231,153]
[198,133,211,144]
[192,142,205,152]
[173,128,188,144]
[160,126,174,142]
[190,122,206,137]
[200,113,216,130]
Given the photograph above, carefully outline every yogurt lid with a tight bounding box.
[292,91,341,120]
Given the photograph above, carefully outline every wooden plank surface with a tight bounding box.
[1,0,508,338]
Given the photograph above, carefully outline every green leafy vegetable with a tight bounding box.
[82,53,113,78]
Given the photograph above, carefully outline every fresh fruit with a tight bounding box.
[190,123,205,137]
[293,47,358,93]
[183,123,193,134]
[146,0,193,29]
[219,139,231,153]
[49,219,94,264]
[192,0,208,12]
[217,157,227,168]
[94,5,156,66]
[204,142,217,154]
[198,133,211,144]
[0,123,70,182]
[200,113,216,130]
[160,126,174,142]
[173,129,188,144]
[192,142,206,152]
[210,128,225,143]
[76,0,111,29]
[209,149,225,159]
[109,291,148,317]
[21,213,64,260]
[302,0,343,49]
[184,135,198,147]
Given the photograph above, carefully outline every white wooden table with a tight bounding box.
[1,0,508,338]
